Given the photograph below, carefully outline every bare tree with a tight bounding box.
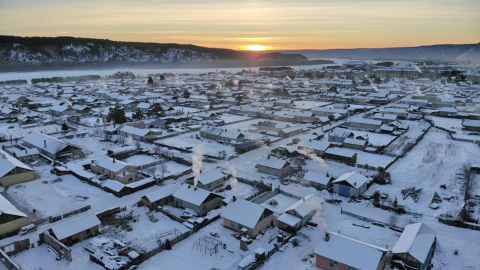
[135,140,142,149]
[158,163,170,180]
[387,213,398,227]
[153,145,162,154]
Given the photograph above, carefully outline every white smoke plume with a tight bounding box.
[233,79,239,86]
[415,87,422,95]
[310,202,328,231]
[192,145,204,187]
[304,81,310,88]
[267,83,273,89]
[296,147,328,170]
[370,82,379,92]
[203,105,210,110]
[222,162,238,195]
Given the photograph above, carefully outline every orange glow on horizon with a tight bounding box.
[241,45,270,51]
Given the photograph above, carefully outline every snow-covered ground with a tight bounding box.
[382,128,480,217]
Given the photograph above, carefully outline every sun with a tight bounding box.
[243,45,270,51]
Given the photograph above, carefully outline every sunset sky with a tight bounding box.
[1,0,479,50]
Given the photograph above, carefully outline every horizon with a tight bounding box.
[1,0,479,51]
[3,34,479,52]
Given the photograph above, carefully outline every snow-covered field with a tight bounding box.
[1,124,62,139]
[384,120,430,156]
[383,129,480,217]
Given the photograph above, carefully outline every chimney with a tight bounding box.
[113,158,116,163]
[232,196,236,202]
[194,187,197,191]
[325,233,330,242]
[25,149,27,154]
[44,140,46,148]
[188,185,191,189]
[354,182,357,186]
[91,160,94,164]
[268,155,270,159]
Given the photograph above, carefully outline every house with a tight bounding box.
[373,113,398,124]
[0,194,29,236]
[391,223,437,270]
[22,132,83,160]
[343,138,368,150]
[256,121,291,132]
[328,128,353,144]
[344,118,382,131]
[332,171,369,198]
[90,157,137,184]
[314,232,388,270]
[302,171,333,190]
[172,184,223,216]
[279,125,304,138]
[4,147,40,162]
[297,140,331,157]
[141,183,180,210]
[187,169,226,191]
[199,126,245,143]
[0,149,35,187]
[324,148,357,165]
[49,214,101,246]
[118,125,162,142]
[462,119,480,132]
[277,194,324,233]
[221,198,274,238]
[48,104,76,116]
[257,156,293,177]
[234,140,261,154]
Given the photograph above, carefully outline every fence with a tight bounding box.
[40,232,72,262]
[0,249,21,270]
[1,238,31,256]
[48,205,91,223]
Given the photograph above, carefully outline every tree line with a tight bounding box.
[31,75,102,84]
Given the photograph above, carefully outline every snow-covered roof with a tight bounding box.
[303,171,331,186]
[314,232,386,270]
[173,184,213,206]
[145,183,180,202]
[257,156,289,170]
[119,125,152,137]
[332,171,368,189]
[0,149,33,179]
[221,199,269,229]
[343,138,368,146]
[298,140,331,152]
[392,223,436,263]
[22,132,69,154]
[325,148,356,158]
[7,147,40,158]
[94,157,130,172]
[277,213,302,227]
[0,194,27,218]
[199,169,225,186]
[102,180,125,192]
[51,214,101,241]
[286,194,323,218]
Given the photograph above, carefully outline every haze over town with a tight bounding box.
[0,1,480,270]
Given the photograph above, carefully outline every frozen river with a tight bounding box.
[0,58,352,82]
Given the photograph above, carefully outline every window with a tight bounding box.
[347,267,356,270]
[231,221,237,228]
[329,260,337,269]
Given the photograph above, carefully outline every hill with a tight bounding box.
[0,36,325,71]
[275,43,480,62]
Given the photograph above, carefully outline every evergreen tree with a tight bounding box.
[61,122,69,133]
[107,107,127,125]
[165,239,172,250]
